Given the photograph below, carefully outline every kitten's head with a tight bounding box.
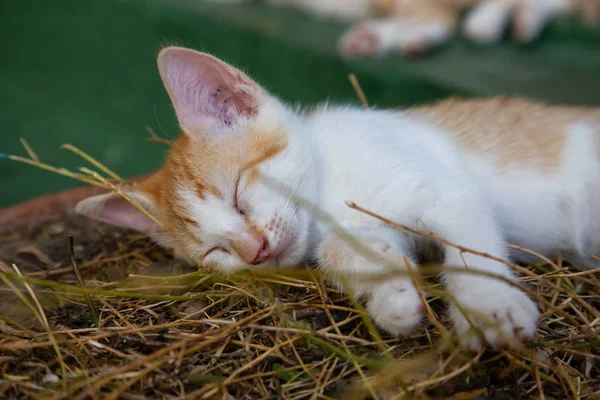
[76,47,314,273]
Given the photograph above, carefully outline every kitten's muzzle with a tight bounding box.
[232,229,273,265]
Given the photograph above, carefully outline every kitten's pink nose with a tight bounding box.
[253,238,272,264]
[233,231,272,265]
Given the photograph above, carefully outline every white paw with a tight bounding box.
[367,279,425,336]
[450,283,540,351]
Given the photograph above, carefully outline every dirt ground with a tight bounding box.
[0,212,598,399]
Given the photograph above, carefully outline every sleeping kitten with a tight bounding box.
[76,46,600,350]
[214,0,598,57]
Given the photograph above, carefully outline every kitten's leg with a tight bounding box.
[319,227,425,336]
[422,193,540,350]
[340,17,457,58]
[462,0,517,43]
[513,0,573,42]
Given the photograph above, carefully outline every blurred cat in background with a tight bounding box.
[216,0,599,57]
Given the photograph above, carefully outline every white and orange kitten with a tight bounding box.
[76,46,600,350]
[215,0,598,57]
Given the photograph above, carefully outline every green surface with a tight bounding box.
[1,0,600,208]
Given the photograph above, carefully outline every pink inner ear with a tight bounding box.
[76,193,159,234]
[158,47,261,134]
[101,196,157,233]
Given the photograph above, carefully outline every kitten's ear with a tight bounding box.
[75,179,161,234]
[157,46,262,135]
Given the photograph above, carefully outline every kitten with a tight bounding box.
[76,46,600,350]
[214,0,598,57]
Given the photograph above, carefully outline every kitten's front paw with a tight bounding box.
[450,283,540,351]
[340,25,383,58]
[367,279,425,336]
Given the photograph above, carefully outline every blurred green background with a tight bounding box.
[2,0,600,209]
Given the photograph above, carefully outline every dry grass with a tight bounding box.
[0,208,598,399]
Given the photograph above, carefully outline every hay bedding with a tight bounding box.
[0,212,598,399]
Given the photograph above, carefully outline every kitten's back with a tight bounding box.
[407,97,600,171]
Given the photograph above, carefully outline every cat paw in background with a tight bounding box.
[340,18,454,58]
[341,0,600,59]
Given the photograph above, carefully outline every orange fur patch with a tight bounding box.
[245,167,263,187]
[408,97,600,171]
[241,131,287,172]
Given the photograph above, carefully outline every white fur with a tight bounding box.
[195,100,598,349]
[297,108,542,347]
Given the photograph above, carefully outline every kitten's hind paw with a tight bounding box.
[450,284,540,351]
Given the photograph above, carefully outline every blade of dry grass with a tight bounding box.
[61,144,123,183]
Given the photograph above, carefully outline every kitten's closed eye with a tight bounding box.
[202,246,230,262]
[233,173,246,215]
